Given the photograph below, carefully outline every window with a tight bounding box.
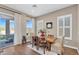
[57,14,72,40]
[26,20,32,29]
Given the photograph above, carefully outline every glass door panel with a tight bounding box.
[0,17,6,48]
[26,20,33,43]
[0,16,14,48]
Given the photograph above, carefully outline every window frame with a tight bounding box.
[57,14,72,40]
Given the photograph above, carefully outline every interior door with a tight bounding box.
[26,20,33,42]
[37,20,43,36]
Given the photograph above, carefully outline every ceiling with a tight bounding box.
[4,4,73,17]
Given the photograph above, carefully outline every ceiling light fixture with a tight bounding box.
[32,4,37,8]
[31,5,37,14]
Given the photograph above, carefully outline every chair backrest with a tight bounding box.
[51,36,64,54]
[23,36,26,39]
[48,35,54,38]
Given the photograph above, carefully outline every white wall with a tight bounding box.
[36,18,57,38]
[32,18,36,35]
[36,5,78,48]
[77,5,79,48]
[43,19,57,37]
[14,13,30,45]
[14,13,22,45]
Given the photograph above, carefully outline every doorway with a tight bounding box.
[26,19,33,43]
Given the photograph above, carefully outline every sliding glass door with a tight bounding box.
[0,16,14,48]
[0,17,6,48]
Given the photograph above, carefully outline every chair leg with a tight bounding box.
[61,50,64,55]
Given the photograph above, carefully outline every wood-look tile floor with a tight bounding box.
[63,47,78,55]
[0,44,78,55]
[0,44,40,55]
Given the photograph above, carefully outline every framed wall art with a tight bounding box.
[46,22,53,29]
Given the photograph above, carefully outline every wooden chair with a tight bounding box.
[45,37,64,55]
[49,36,64,55]
[32,36,39,50]
[46,35,56,50]
[22,36,27,44]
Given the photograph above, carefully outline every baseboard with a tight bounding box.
[64,44,79,54]
[64,44,78,49]
[77,48,79,54]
